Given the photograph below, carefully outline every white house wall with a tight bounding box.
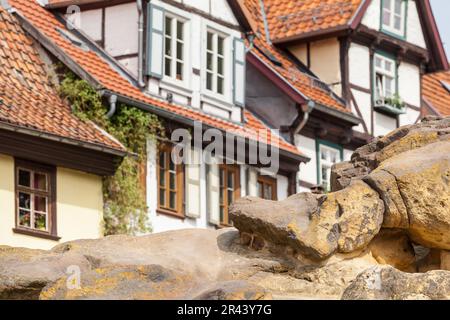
[170,0,239,25]
[374,112,397,137]
[398,62,421,107]
[294,134,317,189]
[362,0,426,49]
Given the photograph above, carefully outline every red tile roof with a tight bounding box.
[422,70,450,116]
[264,0,363,42]
[0,6,125,153]
[243,0,350,114]
[7,0,302,157]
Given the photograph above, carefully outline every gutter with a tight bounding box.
[100,90,309,165]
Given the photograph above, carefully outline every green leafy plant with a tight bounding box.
[383,94,405,110]
[59,71,164,235]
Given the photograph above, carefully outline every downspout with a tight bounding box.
[106,94,117,118]
[136,0,146,88]
[294,100,315,134]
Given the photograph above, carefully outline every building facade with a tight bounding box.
[0,4,126,249]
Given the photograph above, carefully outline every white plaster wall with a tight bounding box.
[398,61,421,107]
[351,89,372,134]
[104,3,138,57]
[349,43,371,89]
[406,0,426,48]
[399,107,420,127]
[374,112,397,137]
[79,9,102,42]
[118,57,138,78]
[362,0,381,30]
[171,0,238,25]
[295,135,317,186]
[276,174,288,200]
[344,148,353,162]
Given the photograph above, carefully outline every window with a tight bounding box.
[374,54,396,101]
[157,144,184,217]
[164,15,185,81]
[257,176,277,200]
[206,31,226,95]
[317,143,342,191]
[15,160,56,238]
[381,0,406,36]
[219,165,240,226]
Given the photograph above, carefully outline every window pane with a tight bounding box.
[382,10,391,26]
[165,17,172,36]
[257,182,262,198]
[176,42,183,60]
[207,32,213,51]
[322,166,328,182]
[19,192,31,210]
[34,173,47,191]
[159,152,166,169]
[217,57,224,75]
[264,185,272,200]
[34,212,47,231]
[383,0,391,9]
[394,0,402,14]
[375,57,382,68]
[165,37,172,56]
[165,58,172,77]
[19,209,31,228]
[34,195,47,213]
[227,172,234,189]
[18,170,31,187]
[220,206,224,223]
[207,52,213,71]
[218,36,224,55]
[159,188,166,206]
[220,188,224,205]
[217,77,224,94]
[176,62,183,80]
[159,169,166,187]
[385,77,393,96]
[206,72,213,90]
[169,191,176,209]
[176,21,183,40]
[170,172,176,190]
[394,16,401,30]
[384,60,392,72]
[227,190,234,206]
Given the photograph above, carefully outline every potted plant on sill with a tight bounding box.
[375,94,407,115]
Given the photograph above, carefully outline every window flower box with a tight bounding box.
[374,95,406,116]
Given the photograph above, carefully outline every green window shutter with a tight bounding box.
[146,4,165,78]
[233,38,246,107]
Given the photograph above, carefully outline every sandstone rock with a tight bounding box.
[417,248,441,273]
[193,280,272,300]
[441,251,450,271]
[368,229,416,272]
[41,264,196,300]
[330,161,369,192]
[230,180,384,260]
[342,266,450,300]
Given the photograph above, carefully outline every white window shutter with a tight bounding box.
[247,168,258,197]
[185,147,201,218]
[146,4,164,78]
[233,38,246,107]
[207,163,220,225]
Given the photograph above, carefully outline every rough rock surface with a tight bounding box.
[342,266,450,300]
[230,181,384,260]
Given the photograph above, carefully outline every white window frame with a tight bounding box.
[381,0,407,37]
[318,144,342,191]
[374,53,397,101]
[163,13,188,85]
[205,28,228,97]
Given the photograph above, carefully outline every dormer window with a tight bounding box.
[206,30,226,95]
[164,15,185,81]
[381,0,407,37]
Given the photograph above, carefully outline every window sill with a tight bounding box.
[160,79,193,96]
[201,93,234,111]
[12,228,61,241]
[156,208,185,220]
[374,104,407,116]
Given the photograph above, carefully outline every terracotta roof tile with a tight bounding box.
[264,0,363,42]
[7,0,301,156]
[0,6,125,152]
[243,0,349,113]
[422,70,450,116]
